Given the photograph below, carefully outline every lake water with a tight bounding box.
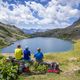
[2,37,73,53]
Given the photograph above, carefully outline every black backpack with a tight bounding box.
[49,62,59,70]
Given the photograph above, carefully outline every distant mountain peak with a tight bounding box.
[22,28,48,34]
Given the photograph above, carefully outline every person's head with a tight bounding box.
[17,45,21,48]
[37,48,41,52]
[26,47,29,50]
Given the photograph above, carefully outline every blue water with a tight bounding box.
[2,37,73,53]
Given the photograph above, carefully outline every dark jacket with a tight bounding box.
[23,49,31,60]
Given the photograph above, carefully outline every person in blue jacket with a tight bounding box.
[23,47,31,61]
[34,48,43,63]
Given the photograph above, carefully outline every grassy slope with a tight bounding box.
[0,23,31,48]
[19,39,80,80]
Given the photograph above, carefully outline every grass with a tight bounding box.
[19,39,80,80]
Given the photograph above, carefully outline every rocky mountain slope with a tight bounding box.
[32,18,80,39]
[0,22,29,48]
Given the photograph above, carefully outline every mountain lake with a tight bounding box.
[2,37,73,54]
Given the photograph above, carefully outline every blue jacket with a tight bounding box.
[23,49,31,60]
[34,52,43,60]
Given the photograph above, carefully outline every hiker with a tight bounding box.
[34,48,43,63]
[23,47,31,61]
[14,45,23,60]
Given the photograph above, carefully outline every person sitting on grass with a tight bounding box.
[14,45,23,60]
[23,47,31,61]
[34,48,43,63]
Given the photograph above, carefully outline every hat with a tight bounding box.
[25,46,29,49]
[37,48,41,51]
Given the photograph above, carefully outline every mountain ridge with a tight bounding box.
[32,18,80,39]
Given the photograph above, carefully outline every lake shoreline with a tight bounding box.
[1,53,14,57]
[0,37,29,49]
[1,48,73,57]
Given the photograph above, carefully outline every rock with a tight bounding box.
[68,57,77,62]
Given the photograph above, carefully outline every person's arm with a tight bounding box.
[14,49,16,54]
[28,51,31,56]
[21,49,23,55]
[41,53,44,58]
[34,53,36,58]
[14,49,16,57]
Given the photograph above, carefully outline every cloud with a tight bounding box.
[0,0,80,29]
[0,1,39,26]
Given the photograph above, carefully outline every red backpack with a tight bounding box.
[47,62,60,74]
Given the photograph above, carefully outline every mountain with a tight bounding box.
[22,28,48,34]
[0,22,29,48]
[32,18,80,39]
[70,18,80,28]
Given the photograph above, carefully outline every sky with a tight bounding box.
[0,0,80,29]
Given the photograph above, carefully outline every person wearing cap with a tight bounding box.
[23,47,31,61]
[34,48,43,63]
[15,45,23,60]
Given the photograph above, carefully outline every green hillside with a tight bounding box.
[32,18,80,39]
[0,22,29,48]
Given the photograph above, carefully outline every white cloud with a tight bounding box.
[0,0,80,29]
[0,1,39,26]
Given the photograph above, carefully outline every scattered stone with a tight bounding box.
[68,57,77,62]
[73,67,80,73]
